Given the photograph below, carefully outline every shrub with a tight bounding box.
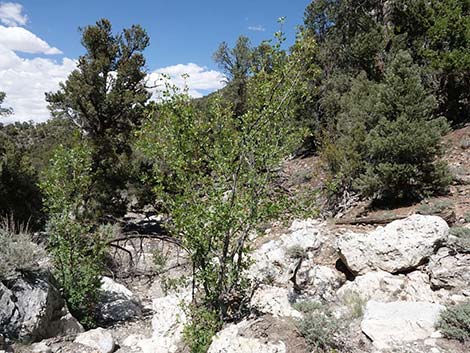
[417,199,454,216]
[448,227,470,251]
[183,306,221,353]
[437,300,470,342]
[295,302,352,352]
[41,143,109,328]
[0,217,46,280]
[286,245,308,260]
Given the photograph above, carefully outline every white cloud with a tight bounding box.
[0,2,27,27]
[148,63,225,98]
[0,25,62,54]
[248,25,266,32]
[0,49,76,123]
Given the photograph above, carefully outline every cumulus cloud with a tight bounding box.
[0,25,62,54]
[148,63,225,98]
[248,25,266,32]
[0,2,27,27]
[0,50,76,123]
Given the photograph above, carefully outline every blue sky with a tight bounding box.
[0,1,310,122]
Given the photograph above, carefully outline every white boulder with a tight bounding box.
[98,276,142,323]
[208,320,286,353]
[337,215,449,275]
[428,247,470,295]
[75,328,115,353]
[337,271,438,303]
[251,285,301,318]
[361,301,444,349]
[151,291,190,353]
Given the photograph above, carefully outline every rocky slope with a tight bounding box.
[4,213,469,353]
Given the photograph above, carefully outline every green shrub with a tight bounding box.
[437,301,470,342]
[0,217,46,279]
[183,306,221,353]
[47,215,109,328]
[41,143,109,328]
[295,302,352,352]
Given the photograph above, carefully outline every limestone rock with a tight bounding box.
[337,271,438,303]
[75,328,115,353]
[249,219,327,285]
[0,271,83,343]
[251,285,301,318]
[428,247,470,295]
[151,292,190,353]
[298,265,345,301]
[98,276,142,323]
[361,301,444,349]
[208,320,286,353]
[337,215,449,275]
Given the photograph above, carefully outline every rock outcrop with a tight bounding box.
[0,271,83,343]
[361,301,444,349]
[208,319,287,353]
[428,247,470,296]
[75,328,115,353]
[337,215,449,275]
[97,276,143,323]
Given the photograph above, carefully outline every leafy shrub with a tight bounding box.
[437,300,470,342]
[153,249,168,273]
[295,302,352,352]
[0,217,46,279]
[41,143,109,328]
[339,290,367,319]
[47,216,109,327]
[183,306,221,353]
[292,300,322,313]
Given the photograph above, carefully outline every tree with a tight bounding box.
[213,36,253,117]
[391,0,470,125]
[0,92,12,117]
[323,51,450,202]
[46,19,151,218]
[137,29,312,352]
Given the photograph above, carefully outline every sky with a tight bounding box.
[0,0,310,123]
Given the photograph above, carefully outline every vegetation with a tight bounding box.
[40,143,109,328]
[0,1,468,349]
[46,19,151,219]
[0,217,46,280]
[437,300,470,343]
[295,301,352,353]
[137,26,314,351]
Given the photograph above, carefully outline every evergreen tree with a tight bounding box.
[324,51,450,201]
[46,19,151,218]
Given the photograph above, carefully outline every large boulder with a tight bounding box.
[150,291,190,353]
[208,319,286,353]
[74,328,115,353]
[249,219,326,285]
[0,271,83,343]
[361,301,444,349]
[97,276,143,323]
[428,247,470,296]
[337,271,439,303]
[251,285,301,318]
[297,265,345,301]
[337,215,449,275]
